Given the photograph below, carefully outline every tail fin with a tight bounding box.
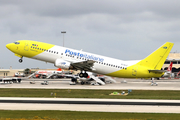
[138,42,174,70]
[57,68,62,71]
[167,62,173,73]
[177,71,180,76]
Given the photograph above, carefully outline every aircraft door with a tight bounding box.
[24,42,30,51]
[132,66,138,76]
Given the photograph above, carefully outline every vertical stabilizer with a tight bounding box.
[138,42,174,70]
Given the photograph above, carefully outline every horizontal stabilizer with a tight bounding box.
[148,70,166,73]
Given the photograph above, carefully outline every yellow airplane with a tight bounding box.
[6,40,174,81]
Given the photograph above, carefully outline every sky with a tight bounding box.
[0,0,180,69]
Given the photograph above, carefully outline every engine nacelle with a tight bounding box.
[54,59,71,70]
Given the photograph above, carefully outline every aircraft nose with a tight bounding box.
[6,43,11,50]
[6,43,13,51]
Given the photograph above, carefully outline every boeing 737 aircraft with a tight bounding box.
[6,40,174,84]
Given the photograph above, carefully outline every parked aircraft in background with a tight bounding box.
[33,68,62,78]
[29,68,72,79]
[161,62,173,78]
[6,40,174,85]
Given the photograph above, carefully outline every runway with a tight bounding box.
[1,78,180,90]
[1,78,180,113]
[0,97,180,113]
[1,97,180,106]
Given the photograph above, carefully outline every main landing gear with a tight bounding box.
[79,71,88,78]
[19,57,23,63]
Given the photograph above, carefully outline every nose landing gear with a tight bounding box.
[19,57,23,63]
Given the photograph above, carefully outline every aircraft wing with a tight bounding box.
[71,60,96,71]
[148,70,166,73]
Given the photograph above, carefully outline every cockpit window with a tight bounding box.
[14,42,20,44]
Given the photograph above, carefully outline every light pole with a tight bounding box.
[61,31,66,47]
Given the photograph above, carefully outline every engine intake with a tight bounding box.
[54,59,71,70]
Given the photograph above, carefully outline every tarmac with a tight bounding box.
[1,78,180,113]
[0,78,180,90]
[0,97,180,113]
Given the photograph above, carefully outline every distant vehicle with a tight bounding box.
[30,81,35,84]
[0,74,35,84]
[41,81,49,85]
[0,77,22,83]
[14,72,25,77]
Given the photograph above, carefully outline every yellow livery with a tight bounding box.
[6,40,174,80]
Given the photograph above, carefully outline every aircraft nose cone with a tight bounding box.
[6,43,11,50]
[6,43,14,51]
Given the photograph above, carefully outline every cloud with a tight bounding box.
[0,0,180,69]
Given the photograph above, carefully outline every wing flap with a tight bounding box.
[71,60,96,71]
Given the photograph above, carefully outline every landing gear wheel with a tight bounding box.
[71,78,77,83]
[84,73,88,78]
[81,81,85,85]
[79,73,84,78]
[19,59,23,63]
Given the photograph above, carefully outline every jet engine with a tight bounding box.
[54,59,71,70]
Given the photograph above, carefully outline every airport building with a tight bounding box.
[0,53,180,77]
[163,53,180,72]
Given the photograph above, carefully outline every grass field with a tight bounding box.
[0,88,180,99]
[0,110,180,120]
[1,88,180,120]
